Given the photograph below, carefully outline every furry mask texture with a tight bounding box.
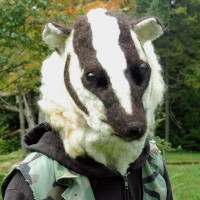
[39,8,165,174]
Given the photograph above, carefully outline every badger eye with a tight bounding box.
[139,63,149,75]
[86,72,96,82]
[128,62,150,86]
[85,71,108,89]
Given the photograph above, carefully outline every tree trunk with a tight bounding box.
[23,94,36,130]
[17,94,26,157]
[38,94,45,123]
[165,90,170,141]
[165,2,171,142]
[38,107,45,123]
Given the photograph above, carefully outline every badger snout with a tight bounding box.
[124,122,146,140]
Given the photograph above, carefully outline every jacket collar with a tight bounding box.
[23,123,150,178]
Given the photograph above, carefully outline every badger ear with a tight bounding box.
[132,17,164,44]
[42,22,71,54]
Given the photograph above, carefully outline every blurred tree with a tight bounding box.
[0,0,48,155]
[0,0,56,154]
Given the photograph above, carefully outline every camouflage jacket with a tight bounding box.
[3,152,95,200]
[2,140,168,200]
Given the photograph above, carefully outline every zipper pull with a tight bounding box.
[124,172,130,190]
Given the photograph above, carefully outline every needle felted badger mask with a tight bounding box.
[39,8,165,174]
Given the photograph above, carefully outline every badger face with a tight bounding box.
[65,10,152,141]
[41,8,164,172]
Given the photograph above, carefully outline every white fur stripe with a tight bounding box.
[130,31,147,61]
[87,9,132,114]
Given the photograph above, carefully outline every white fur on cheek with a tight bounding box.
[142,41,165,137]
[39,52,69,108]
[39,48,87,157]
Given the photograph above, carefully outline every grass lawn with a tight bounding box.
[165,151,200,164]
[164,151,200,200]
[167,164,200,200]
[0,151,200,200]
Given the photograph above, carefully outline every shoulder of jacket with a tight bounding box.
[16,152,78,179]
[143,139,165,176]
[149,139,161,157]
[142,140,167,199]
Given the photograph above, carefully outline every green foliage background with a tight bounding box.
[0,0,200,152]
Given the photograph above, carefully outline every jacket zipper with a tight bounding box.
[124,172,130,200]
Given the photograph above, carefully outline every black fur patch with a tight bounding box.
[64,55,89,115]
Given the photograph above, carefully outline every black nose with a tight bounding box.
[125,122,146,140]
